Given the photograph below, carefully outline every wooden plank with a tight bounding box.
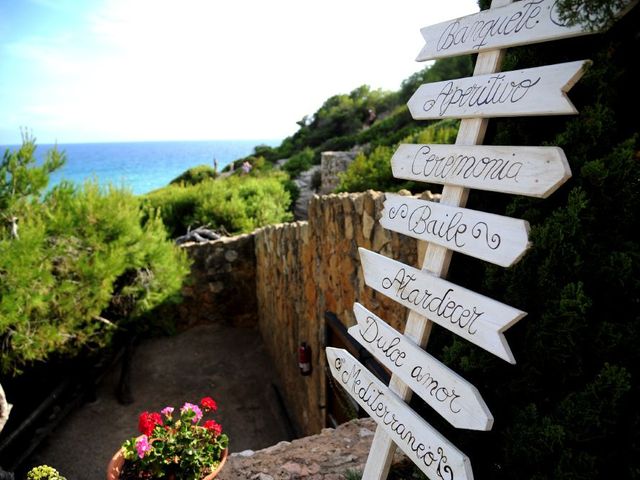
[408,60,590,120]
[362,3,512,476]
[326,347,474,480]
[359,248,525,363]
[391,144,571,198]
[416,0,636,61]
[349,303,493,431]
[380,193,530,267]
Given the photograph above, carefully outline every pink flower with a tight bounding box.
[161,406,174,418]
[200,397,217,412]
[180,402,203,423]
[135,435,152,459]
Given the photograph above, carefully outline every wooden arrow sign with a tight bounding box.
[326,347,474,480]
[359,248,525,363]
[416,0,635,61]
[349,303,494,431]
[391,144,571,198]
[407,60,590,120]
[380,194,530,267]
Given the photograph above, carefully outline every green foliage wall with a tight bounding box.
[406,5,640,480]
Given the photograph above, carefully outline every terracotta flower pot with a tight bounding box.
[106,447,228,480]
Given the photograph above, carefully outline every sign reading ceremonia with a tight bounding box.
[326,347,474,480]
[349,303,494,431]
[407,60,590,120]
[390,144,571,198]
[380,193,530,267]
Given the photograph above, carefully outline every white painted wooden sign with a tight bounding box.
[407,60,589,120]
[415,0,623,61]
[390,144,571,198]
[349,303,493,431]
[380,193,530,267]
[326,347,474,480]
[359,248,525,363]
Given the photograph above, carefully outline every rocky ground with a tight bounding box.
[219,418,405,480]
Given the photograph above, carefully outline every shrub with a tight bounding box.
[26,465,67,480]
[282,147,316,178]
[169,165,217,186]
[0,138,190,374]
[337,120,459,193]
[144,172,293,236]
[336,146,395,193]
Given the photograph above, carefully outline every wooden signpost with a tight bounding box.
[408,60,590,120]
[359,248,524,363]
[324,0,628,478]
[349,303,493,431]
[380,193,530,267]
[390,144,571,198]
[326,347,474,480]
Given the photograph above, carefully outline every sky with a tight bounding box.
[0,0,479,145]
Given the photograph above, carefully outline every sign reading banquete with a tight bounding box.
[407,60,589,120]
[380,193,530,267]
[326,347,474,480]
[390,144,571,198]
[359,248,525,363]
[416,0,623,61]
[349,303,493,431]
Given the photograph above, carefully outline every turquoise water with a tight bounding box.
[1,139,280,195]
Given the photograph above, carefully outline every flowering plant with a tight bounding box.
[120,397,228,479]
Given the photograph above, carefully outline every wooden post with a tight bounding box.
[361,1,513,477]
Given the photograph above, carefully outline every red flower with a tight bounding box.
[203,420,222,436]
[200,396,218,412]
[138,411,163,436]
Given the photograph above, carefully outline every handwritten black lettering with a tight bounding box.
[422,75,541,116]
[381,268,482,335]
[437,0,545,52]
[411,146,523,183]
[410,365,462,414]
[386,199,502,252]
[359,315,407,367]
[333,357,454,480]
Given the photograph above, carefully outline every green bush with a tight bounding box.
[27,465,67,480]
[144,172,293,236]
[336,146,395,193]
[0,137,190,374]
[337,120,459,193]
[169,164,218,186]
[282,147,316,178]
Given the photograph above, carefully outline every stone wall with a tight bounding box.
[319,151,356,194]
[178,234,257,328]
[255,191,418,436]
[179,191,422,437]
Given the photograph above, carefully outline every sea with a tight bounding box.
[1,139,281,195]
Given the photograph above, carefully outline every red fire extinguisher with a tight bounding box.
[298,342,312,376]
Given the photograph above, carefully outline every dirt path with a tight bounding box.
[25,323,292,479]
